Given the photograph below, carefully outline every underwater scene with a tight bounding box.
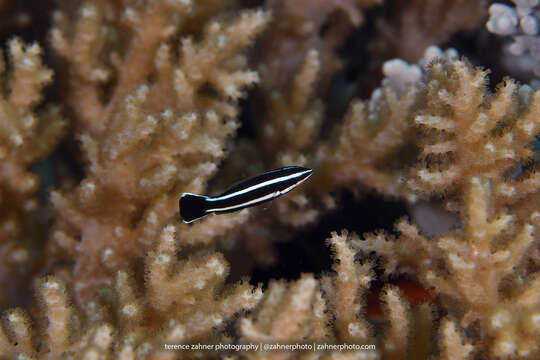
[0,0,539,359]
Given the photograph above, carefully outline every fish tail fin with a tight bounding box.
[179,193,209,223]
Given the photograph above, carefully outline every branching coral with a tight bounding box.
[46,1,270,304]
[1,225,262,359]
[437,318,473,360]
[51,1,265,133]
[255,0,380,94]
[369,0,487,62]
[0,38,65,309]
[239,230,440,360]
[356,177,540,358]
[408,56,540,220]
[351,45,540,224]
[487,0,540,87]
[320,79,418,200]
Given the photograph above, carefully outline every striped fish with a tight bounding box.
[180,166,313,223]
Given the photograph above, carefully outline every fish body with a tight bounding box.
[180,166,313,223]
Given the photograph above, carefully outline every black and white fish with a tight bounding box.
[180,166,313,223]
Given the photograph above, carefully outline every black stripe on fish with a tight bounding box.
[179,166,313,223]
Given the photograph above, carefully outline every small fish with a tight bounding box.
[180,166,313,223]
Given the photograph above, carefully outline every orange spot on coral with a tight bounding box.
[366,279,435,319]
